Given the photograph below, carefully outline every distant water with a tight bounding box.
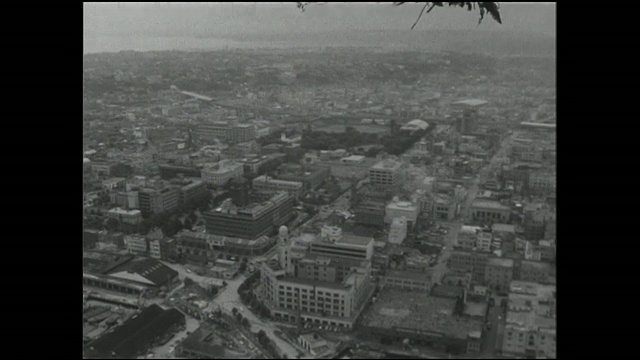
[83,35,296,54]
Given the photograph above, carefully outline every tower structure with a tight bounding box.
[278,225,291,274]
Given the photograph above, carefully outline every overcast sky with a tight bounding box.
[84,2,555,37]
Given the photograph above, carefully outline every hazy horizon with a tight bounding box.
[84,2,555,54]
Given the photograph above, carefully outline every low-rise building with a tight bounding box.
[433,194,457,221]
[519,260,554,284]
[381,269,431,293]
[360,288,483,355]
[107,208,143,225]
[298,332,333,357]
[210,259,239,279]
[253,175,304,198]
[470,200,510,223]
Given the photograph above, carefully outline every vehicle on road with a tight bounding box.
[186,269,192,274]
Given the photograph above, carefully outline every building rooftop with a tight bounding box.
[487,257,514,268]
[386,201,418,211]
[452,99,489,107]
[492,223,516,233]
[464,301,488,318]
[178,326,228,357]
[361,289,482,340]
[107,257,179,287]
[108,208,142,216]
[83,251,134,274]
[372,159,403,171]
[471,200,510,211]
[280,276,351,291]
[202,160,243,173]
[337,234,374,247]
[83,305,185,359]
[385,269,430,282]
[341,155,366,162]
[178,230,272,248]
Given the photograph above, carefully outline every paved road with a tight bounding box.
[481,302,506,357]
[211,274,300,359]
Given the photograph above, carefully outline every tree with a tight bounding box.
[183,277,195,287]
[232,307,238,315]
[297,2,502,27]
[242,318,251,328]
[239,262,248,273]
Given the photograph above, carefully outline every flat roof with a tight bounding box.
[371,159,403,171]
[492,223,516,233]
[178,230,271,248]
[338,234,374,247]
[487,257,514,268]
[361,289,482,340]
[280,276,350,291]
[452,99,488,107]
[385,270,430,282]
[471,200,510,211]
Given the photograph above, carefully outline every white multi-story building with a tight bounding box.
[259,228,375,329]
[201,160,243,186]
[369,159,403,189]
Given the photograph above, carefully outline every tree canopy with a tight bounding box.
[296,2,502,28]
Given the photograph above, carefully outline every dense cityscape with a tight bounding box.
[83,4,556,360]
